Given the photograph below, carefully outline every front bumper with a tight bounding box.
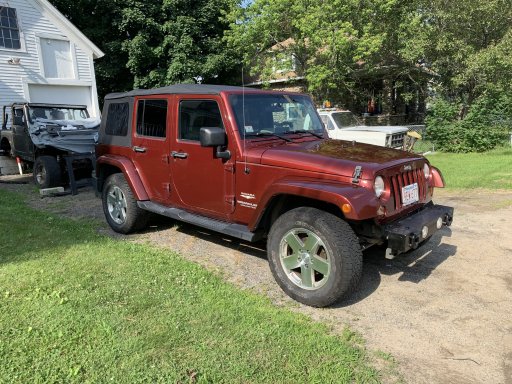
[383,203,454,256]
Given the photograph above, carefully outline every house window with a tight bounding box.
[0,7,21,50]
[40,38,74,78]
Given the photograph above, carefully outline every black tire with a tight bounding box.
[102,173,149,234]
[33,156,61,188]
[267,207,363,307]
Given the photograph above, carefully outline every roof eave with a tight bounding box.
[34,0,105,59]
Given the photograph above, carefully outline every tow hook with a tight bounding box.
[409,233,420,249]
[443,214,453,226]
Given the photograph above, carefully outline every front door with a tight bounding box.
[170,96,235,218]
[12,106,32,159]
[130,96,172,204]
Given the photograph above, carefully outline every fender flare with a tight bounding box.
[249,178,379,231]
[96,154,149,201]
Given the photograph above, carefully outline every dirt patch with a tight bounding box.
[1,176,511,384]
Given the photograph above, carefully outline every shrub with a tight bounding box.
[426,92,512,152]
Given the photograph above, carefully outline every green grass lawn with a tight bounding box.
[0,189,383,383]
[425,147,512,189]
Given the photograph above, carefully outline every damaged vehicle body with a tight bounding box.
[1,103,99,189]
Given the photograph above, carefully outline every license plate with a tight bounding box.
[402,183,419,206]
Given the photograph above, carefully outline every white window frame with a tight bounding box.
[0,6,27,53]
[36,32,78,80]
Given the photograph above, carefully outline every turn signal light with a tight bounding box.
[342,204,352,214]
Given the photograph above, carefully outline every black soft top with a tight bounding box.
[104,84,273,100]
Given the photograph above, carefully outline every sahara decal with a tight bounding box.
[239,192,257,209]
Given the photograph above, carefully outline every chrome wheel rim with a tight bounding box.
[279,228,331,290]
[107,186,127,225]
[35,163,46,185]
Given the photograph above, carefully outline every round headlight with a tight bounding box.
[374,176,385,198]
[423,163,431,179]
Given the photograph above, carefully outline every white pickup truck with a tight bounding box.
[317,109,408,148]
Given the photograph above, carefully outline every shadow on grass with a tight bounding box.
[0,188,101,267]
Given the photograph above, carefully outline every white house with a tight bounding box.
[0,0,104,118]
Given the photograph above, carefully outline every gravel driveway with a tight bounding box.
[1,176,511,384]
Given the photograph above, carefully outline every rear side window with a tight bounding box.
[136,99,167,138]
[179,100,223,141]
[105,102,129,136]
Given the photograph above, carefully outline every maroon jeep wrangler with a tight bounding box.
[95,84,453,307]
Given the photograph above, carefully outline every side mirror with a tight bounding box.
[200,127,226,147]
[199,127,230,160]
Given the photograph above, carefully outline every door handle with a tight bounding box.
[171,151,188,159]
[132,146,146,153]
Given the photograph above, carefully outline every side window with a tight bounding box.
[136,99,167,138]
[105,102,129,136]
[179,100,224,141]
[13,108,24,126]
[320,114,335,130]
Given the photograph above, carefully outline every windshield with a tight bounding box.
[331,112,360,128]
[229,94,324,138]
[28,106,89,122]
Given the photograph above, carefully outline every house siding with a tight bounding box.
[0,0,99,118]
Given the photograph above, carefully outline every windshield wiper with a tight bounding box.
[245,132,292,142]
[283,129,324,139]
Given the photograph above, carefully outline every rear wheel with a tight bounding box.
[33,156,61,188]
[267,207,362,307]
[102,173,149,234]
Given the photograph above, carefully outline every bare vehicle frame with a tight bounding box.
[1,103,99,189]
[95,84,454,307]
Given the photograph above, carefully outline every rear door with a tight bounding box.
[130,96,172,204]
[169,95,235,218]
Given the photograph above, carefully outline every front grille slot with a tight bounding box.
[391,133,405,148]
[389,168,426,210]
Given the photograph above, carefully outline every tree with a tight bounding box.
[225,0,424,101]
[50,0,239,99]
[413,0,512,113]
[49,0,132,99]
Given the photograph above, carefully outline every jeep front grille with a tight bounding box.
[391,133,405,148]
[389,168,426,210]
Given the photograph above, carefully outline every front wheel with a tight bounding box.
[102,173,149,234]
[33,156,61,188]
[267,207,363,307]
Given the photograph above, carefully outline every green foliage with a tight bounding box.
[225,0,422,100]
[0,189,384,383]
[417,0,512,102]
[426,91,512,152]
[50,0,239,99]
[49,0,512,150]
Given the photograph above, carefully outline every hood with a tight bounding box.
[258,139,423,179]
[343,125,408,134]
[28,118,100,154]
